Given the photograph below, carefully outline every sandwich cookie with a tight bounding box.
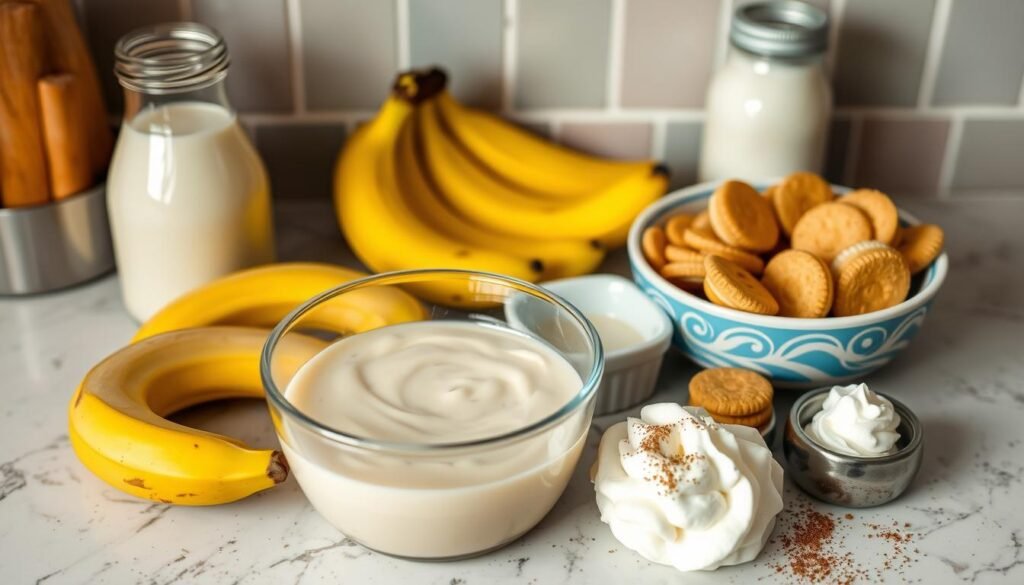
[642,226,668,271]
[688,367,774,428]
[772,172,834,237]
[703,255,780,316]
[684,228,765,275]
[897,224,944,275]
[709,180,780,253]
[840,189,900,246]
[791,202,874,263]
[761,249,834,318]
[831,241,911,317]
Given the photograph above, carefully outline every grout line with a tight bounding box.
[825,0,846,79]
[285,0,306,114]
[606,0,626,110]
[549,119,563,142]
[841,115,863,186]
[835,105,1024,118]
[177,0,192,21]
[73,0,86,25]
[917,0,952,109]
[712,0,734,69]
[937,113,964,199]
[507,109,708,123]
[77,0,92,45]
[1018,68,1024,107]
[243,109,704,124]
[935,189,1024,202]
[395,0,410,69]
[651,117,668,161]
[242,111,377,126]
[501,0,518,114]
[513,106,1024,120]
[239,105,1024,126]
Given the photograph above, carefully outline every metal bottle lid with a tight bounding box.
[730,1,829,58]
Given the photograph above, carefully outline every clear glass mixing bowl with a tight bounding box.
[261,269,603,560]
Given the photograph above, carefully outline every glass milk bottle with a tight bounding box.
[699,1,831,182]
[107,23,274,321]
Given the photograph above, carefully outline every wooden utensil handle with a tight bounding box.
[0,1,51,207]
[30,0,113,175]
[39,73,93,199]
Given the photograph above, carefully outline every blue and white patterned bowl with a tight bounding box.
[626,180,948,389]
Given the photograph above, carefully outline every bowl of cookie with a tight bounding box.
[627,173,948,389]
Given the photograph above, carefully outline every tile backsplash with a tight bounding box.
[80,0,1024,199]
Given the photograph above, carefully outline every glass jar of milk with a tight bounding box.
[699,1,831,182]
[108,23,274,321]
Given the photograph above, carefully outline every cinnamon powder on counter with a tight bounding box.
[764,499,919,584]
[771,500,861,583]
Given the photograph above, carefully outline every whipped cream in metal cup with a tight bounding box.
[783,388,923,507]
[804,383,901,457]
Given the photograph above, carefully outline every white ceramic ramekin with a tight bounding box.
[539,274,673,415]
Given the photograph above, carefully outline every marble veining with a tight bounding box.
[2,198,1023,584]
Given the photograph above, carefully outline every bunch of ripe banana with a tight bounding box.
[334,68,668,305]
[68,263,425,505]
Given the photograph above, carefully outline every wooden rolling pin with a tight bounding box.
[38,74,92,199]
[0,2,51,207]
[30,0,113,177]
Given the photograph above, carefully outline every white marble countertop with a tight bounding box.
[3,197,1023,584]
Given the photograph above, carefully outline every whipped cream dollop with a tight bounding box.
[804,383,901,457]
[592,403,783,572]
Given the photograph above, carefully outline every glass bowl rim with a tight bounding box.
[260,268,605,454]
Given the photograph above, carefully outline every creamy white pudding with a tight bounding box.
[280,320,590,558]
[585,313,645,352]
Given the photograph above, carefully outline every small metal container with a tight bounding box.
[0,183,114,295]
[783,388,923,507]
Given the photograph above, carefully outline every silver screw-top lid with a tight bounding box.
[115,22,230,94]
[730,1,829,58]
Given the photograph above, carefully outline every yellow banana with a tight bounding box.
[394,119,605,281]
[596,220,635,250]
[416,100,668,241]
[333,82,542,306]
[69,327,325,505]
[133,262,426,343]
[435,89,660,197]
